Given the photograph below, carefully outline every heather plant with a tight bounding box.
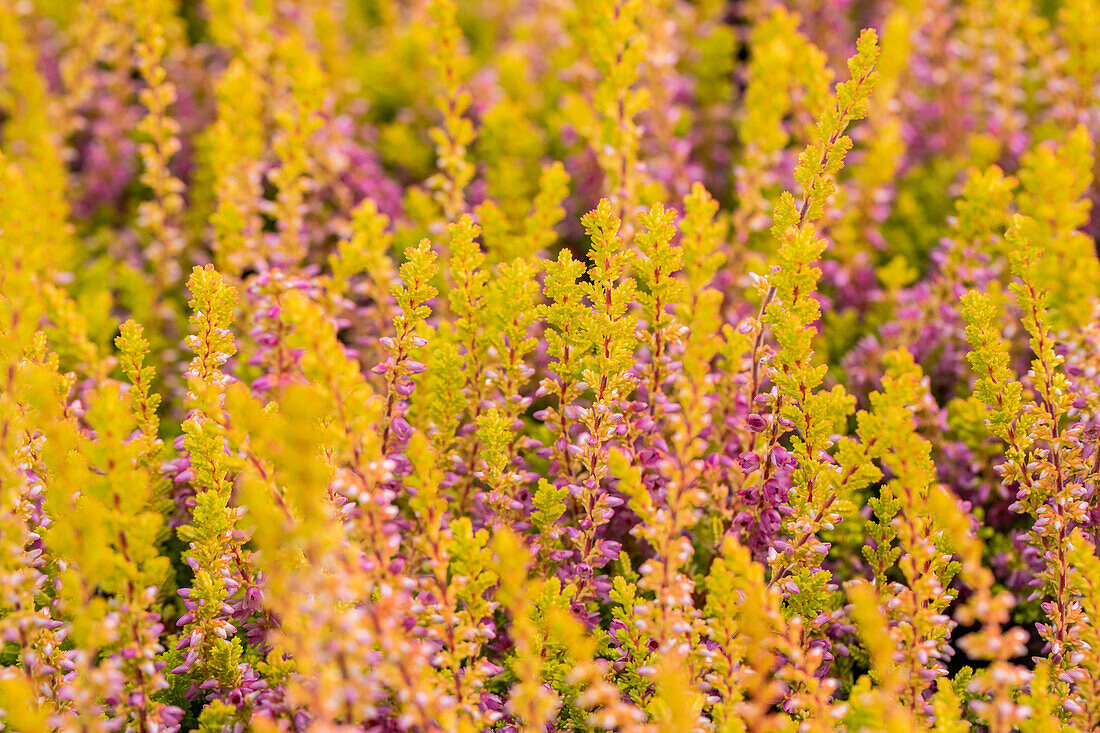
[2,1,1100,732]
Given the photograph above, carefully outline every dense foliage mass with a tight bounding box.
[1,0,1100,730]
